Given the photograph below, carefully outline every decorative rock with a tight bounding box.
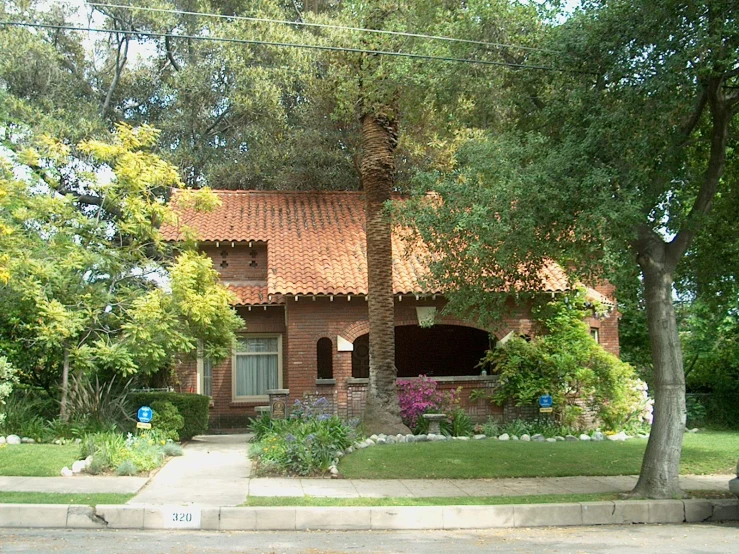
[689,428,699,433]
[6,434,21,445]
[84,456,93,468]
[520,434,531,442]
[335,451,344,458]
[329,466,339,477]
[546,438,557,443]
[74,438,82,444]
[378,434,387,440]
[21,437,34,443]
[565,435,578,442]
[498,433,510,441]
[386,436,396,444]
[511,435,519,441]
[554,436,565,442]
[532,434,545,442]
[607,432,628,441]
[473,434,487,440]
[370,434,379,441]
[592,432,605,441]
[71,460,86,474]
[346,446,353,454]
[579,434,591,441]
[60,467,73,477]
[375,438,387,445]
[405,434,415,441]
[0,436,5,445]
[356,442,367,449]
[416,434,428,442]
[457,436,469,441]
[365,439,375,447]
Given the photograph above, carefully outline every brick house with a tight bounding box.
[162,190,619,429]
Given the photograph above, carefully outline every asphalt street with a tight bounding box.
[1,524,738,553]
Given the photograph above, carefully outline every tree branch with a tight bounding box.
[666,76,733,269]
[164,35,180,72]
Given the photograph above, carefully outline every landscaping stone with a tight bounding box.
[386,437,396,444]
[498,433,510,441]
[565,435,578,442]
[554,436,565,441]
[346,446,353,454]
[6,435,20,444]
[579,434,591,441]
[376,438,387,445]
[592,432,605,441]
[370,435,378,441]
[71,460,86,474]
[520,434,530,442]
[416,434,428,442]
[511,435,519,441]
[0,436,5,444]
[546,438,557,443]
[473,434,486,440]
[60,467,73,477]
[607,432,628,441]
[21,437,35,444]
[457,436,469,441]
[355,442,367,449]
[532,434,545,442]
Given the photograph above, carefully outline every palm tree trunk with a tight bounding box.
[360,113,409,434]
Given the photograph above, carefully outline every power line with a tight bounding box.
[0,20,568,71]
[87,1,558,55]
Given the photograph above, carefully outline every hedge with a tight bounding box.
[129,392,210,440]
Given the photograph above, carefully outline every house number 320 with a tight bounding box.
[172,512,193,522]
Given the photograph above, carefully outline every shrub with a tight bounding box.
[81,430,169,474]
[116,460,139,476]
[0,356,17,427]
[66,373,133,431]
[150,400,184,441]
[129,392,209,440]
[397,376,458,431]
[481,289,652,431]
[250,399,358,476]
[162,442,183,456]
[448,409,474,437]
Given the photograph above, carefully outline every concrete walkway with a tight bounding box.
[0,475,147,494]
[247,474,733,498]
[128,434,251,506]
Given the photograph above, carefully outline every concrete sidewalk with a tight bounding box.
[0,476,147,495]
[128,434,251,506]
[247,474,733,499]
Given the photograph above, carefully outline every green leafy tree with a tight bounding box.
[400,0,739,498]
[0,122,242,418]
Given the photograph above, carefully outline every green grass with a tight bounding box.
[0,444,81,476]
[339,431,739,479]
[0,492,133,505]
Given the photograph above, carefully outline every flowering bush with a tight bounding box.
[249,396,357,476]
[397,375,458,430]
[80,429,177,474]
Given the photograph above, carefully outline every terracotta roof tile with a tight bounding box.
[162,190,612,303]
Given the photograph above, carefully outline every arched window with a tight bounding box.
[317,337,333,379]
[351,334,370,378]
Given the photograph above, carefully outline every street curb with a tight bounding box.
[0,499,737,530]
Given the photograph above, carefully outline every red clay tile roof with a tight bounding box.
[161,190,611,304]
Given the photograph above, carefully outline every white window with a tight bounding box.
[233,335,282,401]
[590,328,600,343]
[196,355,212,397]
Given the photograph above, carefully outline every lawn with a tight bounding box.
[0,492,133,505]
[0,444,81,476]
[339,431,739,479]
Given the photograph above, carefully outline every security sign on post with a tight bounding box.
[539,394,553,414]
[137,406,153,429]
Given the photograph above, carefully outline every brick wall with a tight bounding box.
[201,243,268,283]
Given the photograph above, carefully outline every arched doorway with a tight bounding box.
[351,325,493,378]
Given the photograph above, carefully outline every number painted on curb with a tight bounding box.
[162,506,201,529]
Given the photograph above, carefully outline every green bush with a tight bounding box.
[480,289,652,431]
[250,398,358,476]
[116,460,138,476]
[150,400,184,441]
[81,430,171,474]
[129,392,209,440]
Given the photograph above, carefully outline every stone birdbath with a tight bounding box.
[422,413,446,435]
[730,460,739,498]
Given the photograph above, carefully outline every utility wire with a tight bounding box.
[0,20,568,71]
[87,1,558,55]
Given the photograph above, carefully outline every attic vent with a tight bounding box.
[220,260,229,269]
[250,260,258,268]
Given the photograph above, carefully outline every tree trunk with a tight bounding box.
[60,347,70,422]
[630,255,686,498]
[360,113,409,435]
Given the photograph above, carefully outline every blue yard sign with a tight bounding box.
[538,395,553,408]
[137,406,153,423]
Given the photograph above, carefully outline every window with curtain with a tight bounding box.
[202,358,212,397]
[234,336,280,398]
